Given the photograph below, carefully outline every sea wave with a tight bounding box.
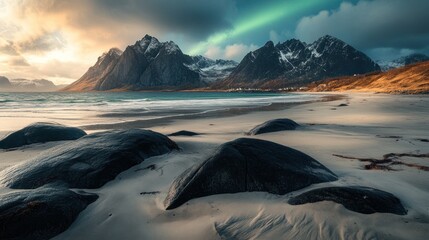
[0,92,322,126]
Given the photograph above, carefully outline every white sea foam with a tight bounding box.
[0,92,323,131]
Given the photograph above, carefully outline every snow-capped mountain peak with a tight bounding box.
[377,53,429,71]
[163,41,181,54]
[217,35,380,88]
[136,35,161,55]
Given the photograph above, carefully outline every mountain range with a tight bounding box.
[0,76,61,92]
[63,35,237,91]
[214,35,380,89]
[63,34,428,92]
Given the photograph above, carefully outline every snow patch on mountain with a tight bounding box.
[164,41,181,54]
[377,53,429,71]
[217,35,380,88]
[186,56,238,83]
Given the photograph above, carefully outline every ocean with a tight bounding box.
[0,92,320,131]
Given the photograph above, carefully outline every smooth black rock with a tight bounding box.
[247,118,300,135]
[0,188,97,240]
[0,122,87,149]
[288,186,407,215]
[338,103,348,107]
[164,138,337,210]
[168,130,200,136]
[0,129,179,189]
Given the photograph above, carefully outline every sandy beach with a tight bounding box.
[1,92,428,239]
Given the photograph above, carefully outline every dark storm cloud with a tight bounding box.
[14,0,236,41]
[295,0,429,51]
[91,0,236,39]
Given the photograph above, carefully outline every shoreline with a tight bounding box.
[81,93,345,131]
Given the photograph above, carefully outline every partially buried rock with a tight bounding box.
[0,129,179,189]
[164,138,337,210]
[0,187,98,240]
[288,186,407,215]
[247,118,300,135]
[0,122,87,149]
[168,130,199,137]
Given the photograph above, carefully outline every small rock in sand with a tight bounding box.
[168,130,200,136]
[288,186,407,215]
[0,129,179,189]
[164,138,337,210]
[0,122,86,149]
[338,103,348,107]
[247,118,300,135]
[0,187,97,240]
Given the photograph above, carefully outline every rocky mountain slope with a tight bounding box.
[63,48,123,91]
[213,35,380,89]
[307,61,429,94]
[377,53,429,71]
[63,35,237,91]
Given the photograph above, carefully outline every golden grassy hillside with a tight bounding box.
[308,61,429,94]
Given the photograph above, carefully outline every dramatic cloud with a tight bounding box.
[8,56,30,66]
[205,43,258,61]
[0,40,19,56]
[17,31,66,53]
[269,30,293,45]
[0,0,237,83]
[1,0,429,83]
[9,0,236,44]
[295,0,429,51]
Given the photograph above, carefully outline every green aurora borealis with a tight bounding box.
[189,0,324,55]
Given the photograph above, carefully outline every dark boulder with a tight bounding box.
[288,186,407,215]
[0,188,97,240]
[0,129,179,189]
[168,130,200,136]
[164,138,337,210]
[247,118,300,135]
[0,122,87,149]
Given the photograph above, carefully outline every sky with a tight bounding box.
[1,0,428,84]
